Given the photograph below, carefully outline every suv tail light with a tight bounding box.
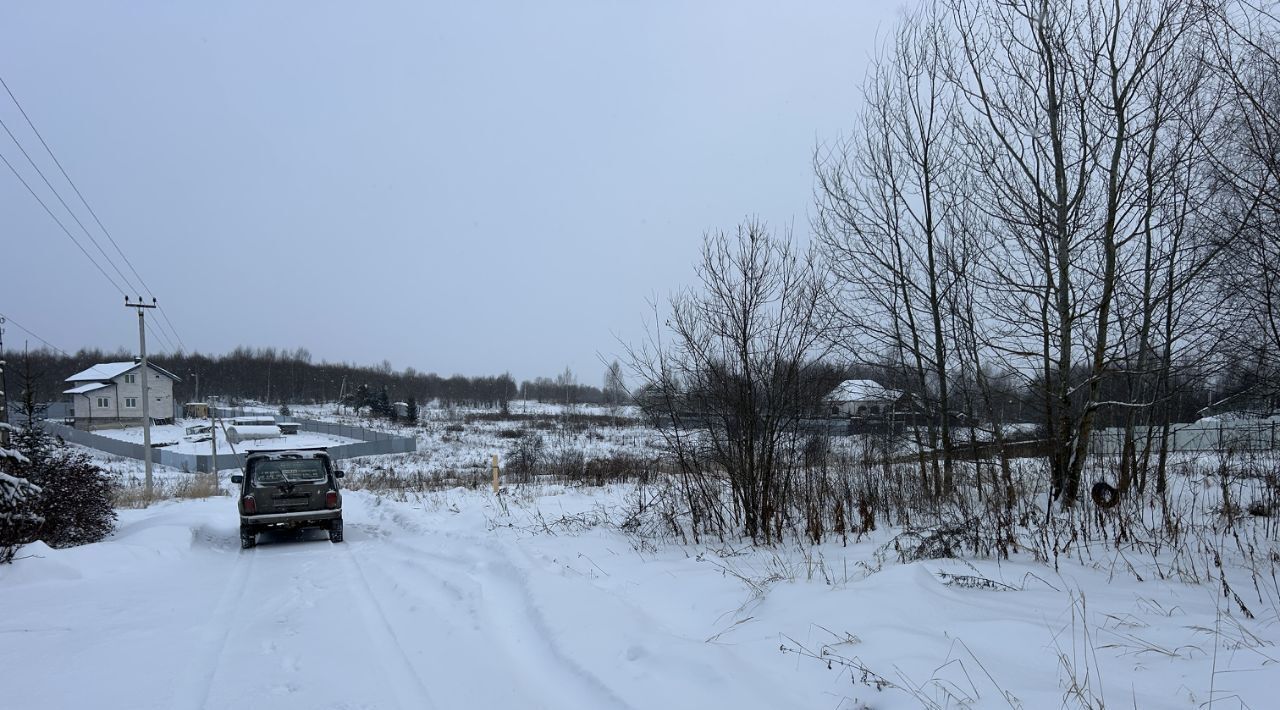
[242,495,256,514]
[325,491,339,509]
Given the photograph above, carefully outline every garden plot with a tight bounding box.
[91,418,361,456]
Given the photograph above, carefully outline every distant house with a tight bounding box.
[63,360,180,430]
[827,379,907,417]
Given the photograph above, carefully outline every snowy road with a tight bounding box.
[6,487,1279,709]
[0,492,800,710]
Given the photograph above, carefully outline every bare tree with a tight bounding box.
[1205,2,1280,406]
[946,0,1218,506]
[628,220,833,542]
[815,5,964,496]
[555,366,576,405]
[603,360,626,407]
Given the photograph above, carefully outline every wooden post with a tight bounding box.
[210,411,218,490]
[491,454,500,493]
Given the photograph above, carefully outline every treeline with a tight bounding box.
[4,346,621,410]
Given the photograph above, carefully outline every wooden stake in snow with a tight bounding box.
[491,454,500,493]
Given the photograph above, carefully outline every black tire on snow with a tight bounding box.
[240,527,257,549]
[328,518,344,543]
[1091,481,1121,509]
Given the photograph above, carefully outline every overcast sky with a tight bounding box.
[1,1,909,383]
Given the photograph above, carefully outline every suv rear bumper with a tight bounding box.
[241,509,342,527]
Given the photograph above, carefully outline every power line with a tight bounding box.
[0,148,130,297]
[156,306,186,353]
[0,115,143,297]
[0,312,72,357]
[0,73,189,353]
[0,137,179,356]
[0,143,178,355]
[145,320,177,355]
[0,75,151,294]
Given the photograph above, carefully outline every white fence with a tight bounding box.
[1089,419,1280,455]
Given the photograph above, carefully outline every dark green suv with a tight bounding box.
[232,449,344,549]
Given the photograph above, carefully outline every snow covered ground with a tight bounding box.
[2,483,1277,709]
[284,402,662,481]
[91,418,362,456]
[6,404,1278,707]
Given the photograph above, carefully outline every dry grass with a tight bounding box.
[113,473,223,508]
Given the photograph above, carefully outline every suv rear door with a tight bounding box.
[248,458,331,514]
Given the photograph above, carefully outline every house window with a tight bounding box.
[124,373,136,384]
[125,397,138,408]
[96,397,110,408]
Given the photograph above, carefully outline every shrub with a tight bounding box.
[505,432,545,482]
[25,449,117,547]
[11,421,117,549]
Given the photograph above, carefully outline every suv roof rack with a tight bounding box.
[244,447,330,458]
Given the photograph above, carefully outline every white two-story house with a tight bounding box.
[63,360,181,430]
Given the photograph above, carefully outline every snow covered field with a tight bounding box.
[287,402,662,483]
[5,404,1278,708]
[2,481,1277,709]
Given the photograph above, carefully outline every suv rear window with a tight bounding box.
[251,459,328,485]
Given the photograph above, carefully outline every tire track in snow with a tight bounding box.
[365,530,637,710]
[338,543,438,710]
[171,546,257,710]
[365,515,799,710]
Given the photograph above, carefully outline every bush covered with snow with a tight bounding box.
[1,423,42,563]
[8,422,117,550]
[23,450,117,548]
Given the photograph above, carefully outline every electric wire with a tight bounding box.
[0,139,179,356]
[0,312,73,357]
[0,73,188,353]
[155,307,186,353]
[0,75,154,299]
[0,75,187,352]
[0,148,130,297]
[0,115,143,299]
[145,321,176,355]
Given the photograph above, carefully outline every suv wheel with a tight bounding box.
[328,518,344,543]
[240,526,257,549]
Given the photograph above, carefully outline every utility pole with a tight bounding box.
[0,317,8,448]
[126,297,158,503]
[210,408,218,488]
